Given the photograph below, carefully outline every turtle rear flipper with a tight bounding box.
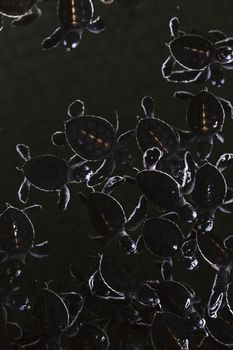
[12,5,41,26]
[57,185,70,211]
[141,96,155,118]
[16,144,30,161]
[42,27,63,50]
[51,131,67,147]
[29,241,49,258]
[18,178,30,204]
[87,17,105,34]
[68,99,85,118]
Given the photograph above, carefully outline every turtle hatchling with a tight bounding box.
[0,0,42,28]
[51,99,133,186]
[16,143,91,210]
[0,203,49,277]
[162,17,233,86]
[80,191,147,254]
[192,160,233,233]
[174,88,233,159]
[42,0,105,51]
[137,169,197,223]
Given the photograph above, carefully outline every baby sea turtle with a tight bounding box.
[150,311,193,350]
[79,191,147,254]
[0,203,48,275]
[192,162,233,233]
[16,144,90,210]
[196,229,233,319]
[174,89,233,159]
[29,288,84,348]
[162,17,233,86]
[155,280,205,332]
[136,96,187,179]
[42,0,105,51]
[137,169,197,222]
[141,217,198,280]
[52,99,133,186]
[0,0,42,29]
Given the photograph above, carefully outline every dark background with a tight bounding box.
[1,0,233,348]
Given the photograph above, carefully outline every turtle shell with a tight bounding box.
[150,312,192,350]
[23,155,69,191]
[87,192,126,238]
[0,0,36,16]
[0,206,34,255]
[205,307,233,347]
[157,280,193,316]
[33,288,69,338]
[58,0,93,28]
[136,117,178,154]
[197,232,233,269]
[65,116,117,161]
[137,170,180,211]
[192,164,226,210]
[99,254,141,295]
[187,91,224,136]
[142,217,184,259]
[170,34,215,70]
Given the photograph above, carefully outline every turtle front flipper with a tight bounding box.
[51,131,67,147]
[161,55,176,78]
[87,156,115,187]
[16,143,31,161]
[216,153,233,171]
[125,195,147,231]
[57,185,70,210]
[87,17,105,34]
[18,178,30,204]
[22,204,42,214]
[42,27,63,50]
[223,235,233,250]
[12,6,41,26]
[29,241,49,258]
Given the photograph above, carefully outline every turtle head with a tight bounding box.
[178,203,197,223]
[216,46,233,64]
[186,310,206,331]
[64,29,82,51]
[197,214,214,233]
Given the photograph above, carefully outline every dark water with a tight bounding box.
[1,0,233,348]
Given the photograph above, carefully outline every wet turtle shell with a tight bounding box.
[136,117,179,155]
[192,164,226,210]
[142,217,184,259]
[65,116,117,161]
[86,192,126,238]
[187,90,224,136]
[156,280,194,316]
[58,0,93,28]
[150,312,192,350]
[23,155,69,191]
[99,254,141,296]
[137,170,180,211]
[169,34,215,70]
[33,288,69,339]
[0,0,37,16]
[0,206,34,255]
